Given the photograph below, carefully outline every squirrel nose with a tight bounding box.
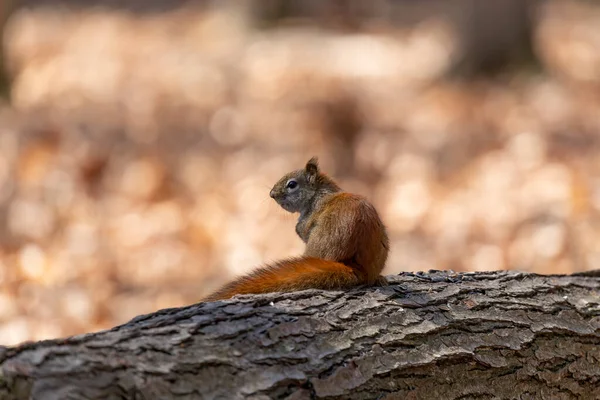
[269,189,276,198]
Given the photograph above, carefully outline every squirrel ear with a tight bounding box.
[305,157,319,178]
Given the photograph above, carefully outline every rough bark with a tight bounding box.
[1,270,599,400]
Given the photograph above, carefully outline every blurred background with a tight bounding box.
[0,0,600,345]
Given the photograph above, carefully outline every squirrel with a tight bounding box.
[203,157,389,301]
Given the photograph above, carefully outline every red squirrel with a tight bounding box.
[203,157,389,301]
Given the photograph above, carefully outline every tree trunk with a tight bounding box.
[0,0,17,98]
[1,270,599,399]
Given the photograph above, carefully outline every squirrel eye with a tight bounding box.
[286,179,298,190]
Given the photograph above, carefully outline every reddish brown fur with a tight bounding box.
[203,158,389,301]
[203,257,360,301]
[301,192,388,284]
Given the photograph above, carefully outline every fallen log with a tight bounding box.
[1,270,599,399]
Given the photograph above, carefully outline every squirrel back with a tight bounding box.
[300,192,388,284]
[204,157,389,301]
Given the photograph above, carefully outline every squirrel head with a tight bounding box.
[269,157,341,213]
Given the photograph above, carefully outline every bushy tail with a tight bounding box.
[203,257,361,301]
